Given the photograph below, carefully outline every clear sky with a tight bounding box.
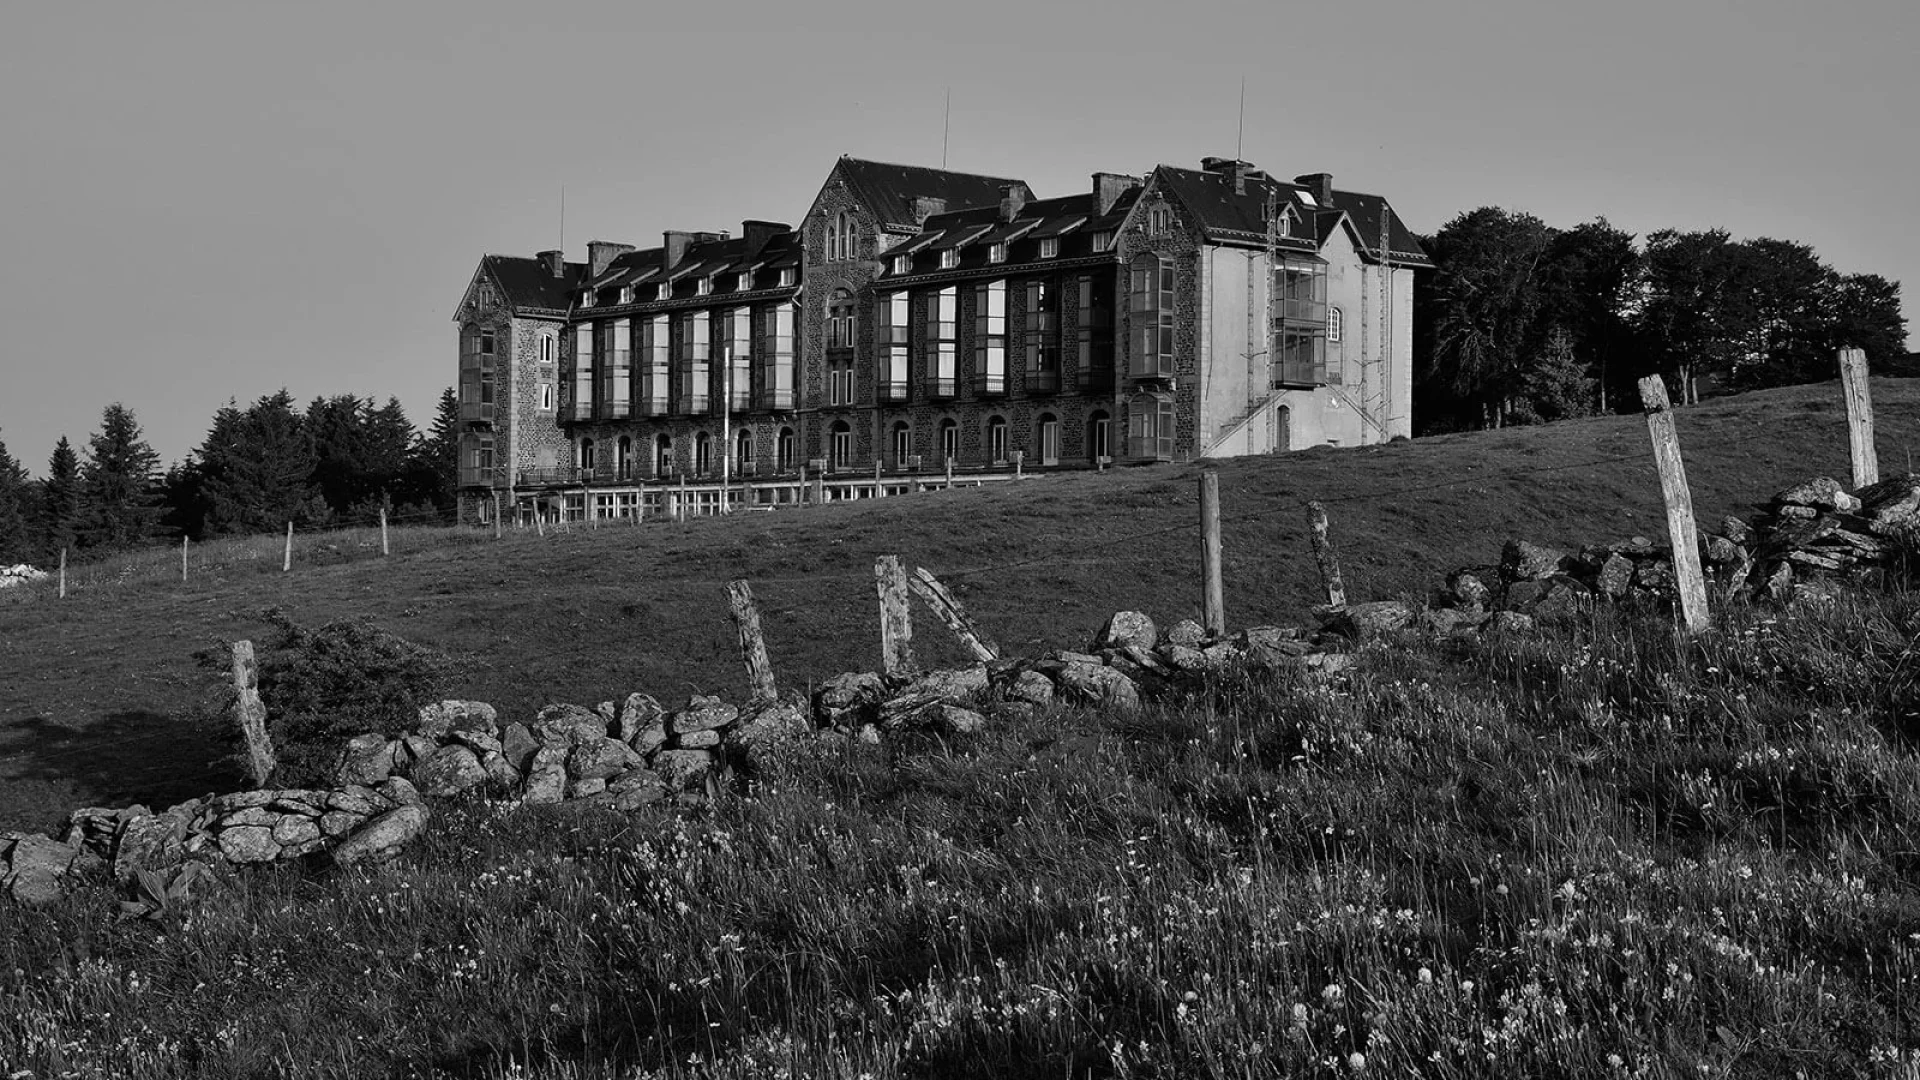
[2,0,1913,474]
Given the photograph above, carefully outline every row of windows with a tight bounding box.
[583,267,797,309]
[887,231,1109,276]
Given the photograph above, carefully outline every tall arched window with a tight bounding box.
[826,211,857,262]
[616,435,632,480]
[985,416,1008,463]
[654,433,673,477]
[939,418,960,464]
[776,427,796,471]
[1327,306,1343,344]
[579,437,596,474]
[736,428,754,474]
[1036,413,1059,466]
[695,431,713,476]
[890,420,912,468]
[829,420,853,471]
[1088,410,1111,462]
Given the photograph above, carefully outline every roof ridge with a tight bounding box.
[839,154,1025,185]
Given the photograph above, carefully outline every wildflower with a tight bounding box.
[1348,1052,1367,1070]
[1418,967,1433,985]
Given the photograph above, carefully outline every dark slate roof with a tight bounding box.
[875,190,1127,282]
[836,156,1028,231]
[484,255,585,314]
[1153,166,1431,267]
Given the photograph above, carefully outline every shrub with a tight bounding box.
[245,609,459,787]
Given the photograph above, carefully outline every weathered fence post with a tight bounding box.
[679,474,690,521]
[1013,450,1024,480]
[797,463,807,506]
[282,522,293,572]
[1839,347,1878,488]
[380,507,390,555]
[1306,501,1346,609]
[908,566,1000,662]
[230,639,276,787]
[58,547,66,599]
[874,459,884,498]
[873,555,918,678]
[945,457,954,486]
[1637,374,1710,634]
[181,536,189,583]
[493,492,503,539]
[725,579,778,705]
[1201,472,1226,635]
[812,470,825,507]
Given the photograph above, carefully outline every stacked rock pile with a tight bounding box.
[1420,474,1920,628]
[0,564,48,590]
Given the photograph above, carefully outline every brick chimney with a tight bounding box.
[999,183,1028,222]
[741,220,790,259]
[587,240,635,277]
[663,231,694,269]
[537,249,565,278]
[1092,172,1140,215]
[1295,173,1335,205]
[911,196,947,224]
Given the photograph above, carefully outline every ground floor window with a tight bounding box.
[695,431,713,476]
[1089,410,1111,461]
[891,421,912,468]
[986,416,1008,463]
[777,427,796,471]
[1037,414,1059,466]
[939,419,959,464]
[829,421,853,471]
[1126,394,1176,461]
[654,434,673,476]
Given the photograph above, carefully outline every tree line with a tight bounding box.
[1411,211,1909,432]
[0,390,462,567]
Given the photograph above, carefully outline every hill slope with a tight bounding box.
[2,379,1915,832]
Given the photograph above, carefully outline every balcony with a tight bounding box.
[879,381,910,403]
[927,378,958,399]
[1277,298,1327,324]
[972,372,1007,396]
[517,467,581,487]
[1028,370,1061,394]
[1076,365,1115,391]
[459,401,494,424]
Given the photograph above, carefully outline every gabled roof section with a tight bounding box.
[482,254,584,315]
[835,156,1029,231]
[1151,166,1431,267]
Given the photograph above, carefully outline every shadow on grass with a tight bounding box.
[0,709,241,835]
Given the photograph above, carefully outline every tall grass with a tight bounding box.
[8,592,1920,1077]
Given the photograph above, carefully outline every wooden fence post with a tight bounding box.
[181,536,189,582]
[1839,347,1878,488]
[873,555,918,678]
[908,566,1000,662]
[380,507,390,555]
[875,459,884,497]
[230,639,276,787]
[725,580,778,705]
[797,463,807,506]
[812,471,825,507]
[282,522,293,572]
[58,547,66,599]
[945,457,954,486]
[1306,501,1346,609]
[679,474,689,521]
[493,492,503,539]
[1637,375,1710,634]
[1200,472,1226,635]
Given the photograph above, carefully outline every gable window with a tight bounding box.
[761,306,795,409]
[619,285,634,305]
[880,290,910,401]
[726,307,753,409]
[735,269,753,292]
[680,310,711,413]
[1092,231,1113,253]
[988,242,1007,264]
[1039,237,1058,259]
[1025,279,1061,393]
[927,287,957,397]
[1148,205,1171,235]
[1128,254,1176,379]
[697,276,714,297]
[827,211,857,262]
[1278,211,1293,239]
[582,290,596,309]
[476,283,496,309]
[656,282,673,301]
[986,416,1008,463]
[829,421,853,471]
[939,249,959,270]
[641,315,670,415]
[778,267,796,287]
[974,280,1007,394]
[891,254,911,275]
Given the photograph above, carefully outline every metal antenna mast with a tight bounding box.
[942,88,951,169]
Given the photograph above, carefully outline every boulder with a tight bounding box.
[3,834,77,906]
[1721,516,1753,545]
[568,777,607,799]
[629,719,669,756]
[725,700,811,758]
[568,736,644,780]
[412,745,488,798]
[1003,670,1055,708]
[534,704,607,745]
[611,781,669,812]
[1501,540,1566,582]
[1703,535,1742,565]
[336,734,401,787]
[1094,611,1157,653]
[1448,571,1492,610]
[111,802,204,885]
[1160,644,1209,672]
[332,806,430,867]
[318,811,367,838]
[524,745,568,805]
[813,671,886,728]
[1483,611,1535,634]
[325,786,384,816]
[271,815,322,848]
[596,701,619,725]
[480,751,521,789]
[1594,553,1635,598]
[1777,505,1819,521]
[499,722,540,773]
[617,693,666,741]
[449,730,502,755]
[1322,600,1413,638]
[653,749,715,788]
[400,735,439,766]
[216,826,282,864]
[375,777,422,807]
[671,696,739,735]
[880,667,992,730]
[932,705,988,735]
[1774,476,1843,508]
[415,700,498,740]
[1055,662,1140,714]
[1163,619,1207,648]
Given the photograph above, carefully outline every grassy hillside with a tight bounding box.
[2,379,1917,833]
[6,587,1920,1077]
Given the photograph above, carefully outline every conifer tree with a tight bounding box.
[199,391,315,535]
[39,436,80,556]
[0,430,30,565]
[416,387,461,513]
[77,403,164,551]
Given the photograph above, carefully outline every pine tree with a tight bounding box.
[77,403,164,551]
[0,429,30,565]
[40,436,80,555]
[200,391,316,535]
[414,387,461,514]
